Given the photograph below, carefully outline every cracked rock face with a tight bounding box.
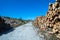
[33,0,60,39]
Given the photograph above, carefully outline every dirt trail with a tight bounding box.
[0,22,44,40]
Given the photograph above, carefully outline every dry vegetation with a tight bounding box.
[1,16,31,27]
[0,16,31,34]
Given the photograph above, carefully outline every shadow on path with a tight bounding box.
[0,17,15,36]
[0,23,14,36]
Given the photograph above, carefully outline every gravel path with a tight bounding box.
[0,22,44,40]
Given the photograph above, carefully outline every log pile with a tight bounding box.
[33,0,60,39]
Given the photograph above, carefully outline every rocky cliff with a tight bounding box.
[33,0,60,39]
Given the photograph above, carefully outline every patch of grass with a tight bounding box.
[47,34,60,40]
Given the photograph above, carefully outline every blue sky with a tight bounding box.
[0,0,55,20]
